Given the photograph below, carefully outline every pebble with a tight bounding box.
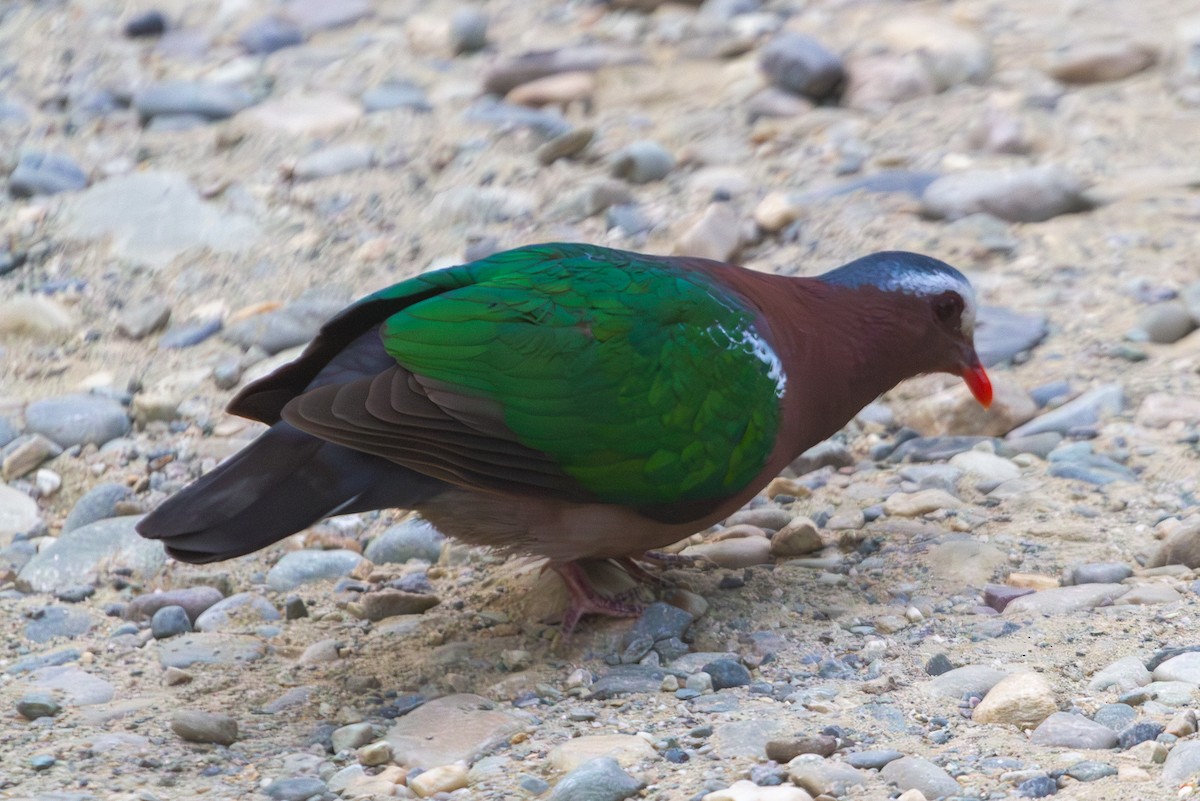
[1130,301,1196,344]
[610,140,675,184]
[1089,655,1152,692]
[0,482,40,541]
[1065,760,1117,782]
[846,750,904,770]
[9,152,88,197]
[786,757,866,797]
[362,81,432,113]
[62,484,132,535]
[134,82,255,123]
[1093,703,1138,731]
[31,665,114,705]
[117,298,172,340]
[194,592,281,632]
[1148,520,1200,568]
[331,722,377,753]
[1151,652,1200,683]
[410,762,469,796]
[25,393,130,449]
[23,605,93,642]
[358,740,393,766]
[450,8,489,54]
[1137,392,1200,427]
[171,709,238,745]
[765,735,837,762]
[1115,583,1182,605]
[1117,721,1164,749]
[537,127,595,166]
[879,756,961,800]
[703,658,752,690]
[1016,775,1057,798]
[238,16,304,55]
[30,754,56,771]
[59,171,260,268]
[883,489,962,517]
[222,294,346,355]
[759,32,845,101]
[1163,741,1200,784]
[1007,384,1124,438]
[482,44,642,96]
[549,734,657,771]
[1004,583,1127,615]
[128,588,224,624]
[158,318,223,349]
[357,589,440,621]
[18,516,165,593]
[843,54,937,111]
[754,191,806,233]
[702,781,813,801]
[921,165,1093,223]
[150,605,193,639]
[386,693,527,768]
[158,633,266,668]
[265,549,365,591]
[1029,711,1119,749]
[1048,41,1156,84]
[1071,562,1133,586]
[675,202,741,262]
[972,672,1057,729]
[682,535,771,568]
[548,756,644,801]
[875,14,992,90]
[1168,709,1198,737]
[0,295,76,339]
[364,518,446,564]
[770,516,823,557]
[17,692,60,720]
[291,144,375,180]
[264,777,327,801]
[124,10,167,37]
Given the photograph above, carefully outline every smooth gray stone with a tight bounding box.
[548,756,644,801]
[879,756,961,800]
[9,152,88,197]
[365,518,446,564]
[266,549,364,591]
[134,81,256,121]
[18,516,164,593]
[194,592,280,632]
[24,393,130,448]
[975,306,1049,366]
[64,482,133,533]
[1030,712,1119,749]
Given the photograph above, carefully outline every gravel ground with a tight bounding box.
[3,0,1200,800]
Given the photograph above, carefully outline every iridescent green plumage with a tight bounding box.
[371,244,784,506]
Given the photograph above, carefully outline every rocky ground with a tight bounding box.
[3,0,1200,799]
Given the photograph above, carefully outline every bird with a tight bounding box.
[137,242,992,631]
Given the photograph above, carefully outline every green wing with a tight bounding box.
[374,244,785,507]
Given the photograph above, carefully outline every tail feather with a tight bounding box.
[137,422,447,563]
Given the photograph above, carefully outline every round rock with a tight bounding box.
[972,672,1057,729]
[171,709,238,745]
[266,549,365,591]
[364,518,445,564]
[150,605,193,639]
[610,141,675,184]
[24,394,130,448]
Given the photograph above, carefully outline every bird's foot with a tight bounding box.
[552,561,645,635]
[613,556,675,588]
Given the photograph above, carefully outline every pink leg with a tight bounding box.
[551,561,645,634]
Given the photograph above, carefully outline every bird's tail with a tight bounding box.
[136,422,447,563]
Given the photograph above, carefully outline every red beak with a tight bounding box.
[959,348,992,408]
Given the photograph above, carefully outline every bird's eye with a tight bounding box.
[934,293,963,324]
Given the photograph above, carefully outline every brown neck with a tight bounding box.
[723,269,940,461]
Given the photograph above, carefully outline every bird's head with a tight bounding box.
[820,251,993,408]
